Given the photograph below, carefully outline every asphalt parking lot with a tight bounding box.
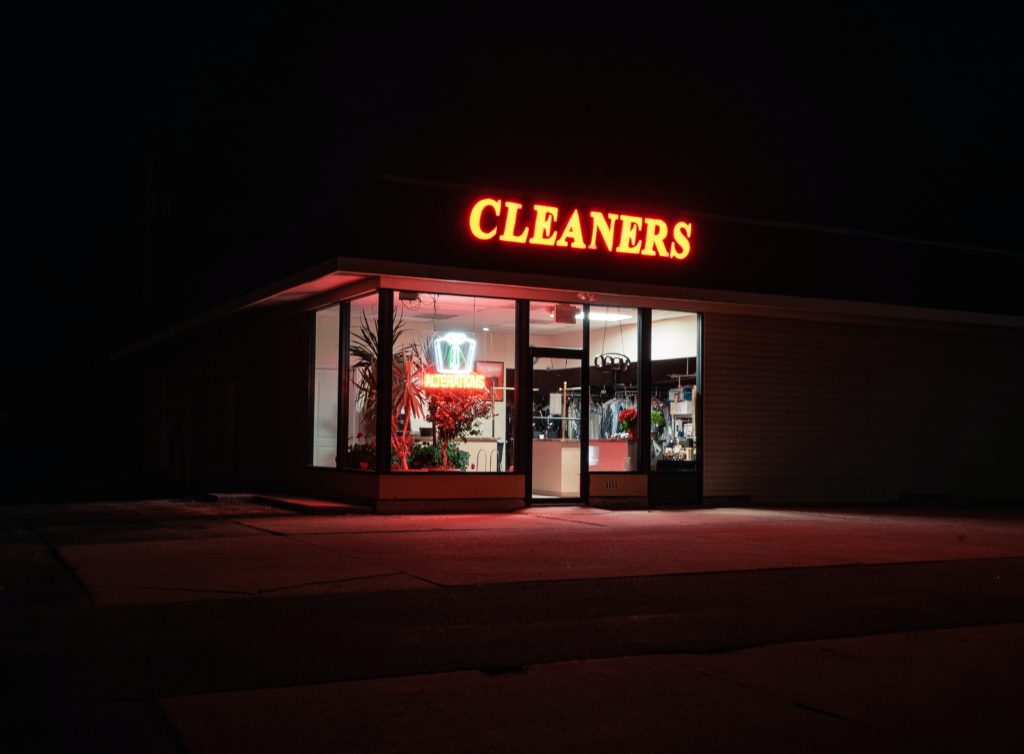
[3,500,1023,753]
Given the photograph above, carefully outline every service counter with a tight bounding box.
[588,439,638,472]
[531,438,638,497]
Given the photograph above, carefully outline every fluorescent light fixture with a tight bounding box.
[481,327,490,331]
[576,312,631,322]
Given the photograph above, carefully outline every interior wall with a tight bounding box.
[532,312,698,366]
[651,315,697,360]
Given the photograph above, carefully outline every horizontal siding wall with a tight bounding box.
[703,313,1024,504]
[143,312,312,495]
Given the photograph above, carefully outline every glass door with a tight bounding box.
[530,348,585,501]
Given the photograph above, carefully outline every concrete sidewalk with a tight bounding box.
[2,500,1023,752]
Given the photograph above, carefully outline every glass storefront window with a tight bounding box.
[650,310,699,469]
[587,305,640,472]
[390,292,515,472]
[343,293,380,470]
[325,292,700,480]
[311,305,340,467]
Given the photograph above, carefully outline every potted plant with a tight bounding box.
[650,408,665,431]
[618,407,639,441]
[426,387,494,469]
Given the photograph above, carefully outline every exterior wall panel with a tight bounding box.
[703,313,1024,504]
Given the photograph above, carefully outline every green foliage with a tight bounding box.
[401,441,469,471]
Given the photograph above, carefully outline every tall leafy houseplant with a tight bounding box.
[349,309,428,471]
[390,343,427,469]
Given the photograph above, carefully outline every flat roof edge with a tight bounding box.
[110,259,347,360]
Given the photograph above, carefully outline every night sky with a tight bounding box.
[8,7,1022,485]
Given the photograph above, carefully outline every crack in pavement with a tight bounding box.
[681,661,952,753]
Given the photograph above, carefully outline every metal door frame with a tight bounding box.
[525,343,589,505]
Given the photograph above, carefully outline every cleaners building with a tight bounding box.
[131,177,1024,512]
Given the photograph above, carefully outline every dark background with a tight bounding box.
[7,7,1021,497]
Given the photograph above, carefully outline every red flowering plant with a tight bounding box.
[617,407,639,439]
[426,387,495,469]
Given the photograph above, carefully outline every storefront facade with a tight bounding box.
[310,285,702,510]
[138,177,1024,511]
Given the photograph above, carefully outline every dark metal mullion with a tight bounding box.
[306,311,316,467]
[531,346,583,359]
[338,301,351,469]
[580,304,590,503]
[696,311,704,503]
[515,300,531,502]
[375,289,393,474]
[639,308,652,475]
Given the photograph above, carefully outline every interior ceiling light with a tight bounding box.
[576,312,631,321]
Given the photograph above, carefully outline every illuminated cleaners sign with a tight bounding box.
[468,197,693,260]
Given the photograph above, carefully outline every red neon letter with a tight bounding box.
[670,221,692,259]
[642,218,669,257]
[555,209,587,249]
[499,201,530,244]
[530,204,560,246]
[588,211,619,251]
[468,198,502,240]
[616,215,643,254]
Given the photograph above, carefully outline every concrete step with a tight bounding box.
[210,492,373,515]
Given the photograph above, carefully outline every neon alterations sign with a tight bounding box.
[468,197,693,260]
[432,332,476,374]
[423,372,487,390]
[424,332,485,390]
